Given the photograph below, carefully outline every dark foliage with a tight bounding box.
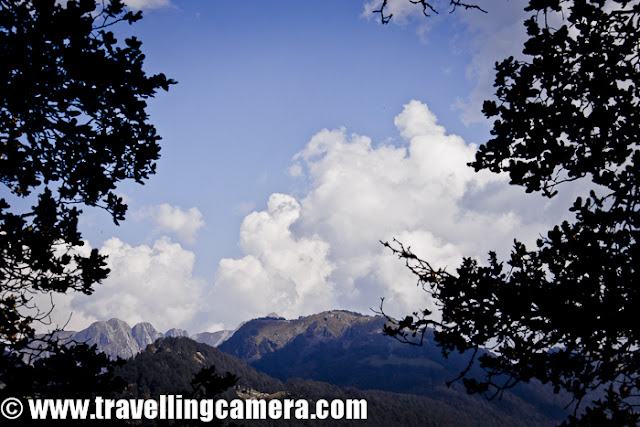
[381,0,639,424]
[0,1,176,422]
[0,341,128,424]
[0,0,175,355]
[1,341,124,399]
[120,336,552,426]
[219,312,568,424]
[117,337,278,400]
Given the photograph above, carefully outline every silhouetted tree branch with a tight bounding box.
[0,0,175,401]
[373,0,487,24]
[381,0,640,424]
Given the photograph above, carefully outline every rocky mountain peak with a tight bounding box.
[191,330,235,348]
[64,320,233,360]
[106,318,131,329]
[131,322,163,349]
[218,310,378,362]
[73,319,140,359]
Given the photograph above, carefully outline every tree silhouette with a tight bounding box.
[379,0,639,424]
[0,0,174,354]
[0,3,240,421]
[0,0,175,404]
[181,365,238,427]
[0,341,129,424]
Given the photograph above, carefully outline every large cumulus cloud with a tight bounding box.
[135,204,205,244]
[45,237,207,333]
[210,194,336,324]
[207,100,562,329]
[43,101,571,334]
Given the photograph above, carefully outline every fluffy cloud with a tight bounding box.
[290,101,518,260]
[208,100,565,328]
[137,204,205,244]
[40,101,573,333]
[123,0,173,10]
[210,194,336,324]
[37,237,205,333]
[52,237,207,333]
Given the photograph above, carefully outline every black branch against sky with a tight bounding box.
[378,0,640,424]
[0,0,175,400]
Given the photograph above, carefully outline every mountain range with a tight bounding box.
[59,310,572,425]
[117,336,550,426]
[52,317,235,359]
[218,311,569,422]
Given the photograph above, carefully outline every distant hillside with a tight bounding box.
[218,310,570,424]
[116,337,284,398]
[52,311,571,424]
[117,337,558,426]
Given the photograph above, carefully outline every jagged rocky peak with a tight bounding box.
[106,318,134,341]
[64,318,239,360]
[107,318,131,329]
[73,318,140,360]
[131,322,163,349]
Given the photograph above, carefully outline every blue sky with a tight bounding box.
[88,0,488,257]
[43,0,580,334]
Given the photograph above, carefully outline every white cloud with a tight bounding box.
[210,194,336,325]
[35,237,207,333]
[207,100,567,328]
[123,0,173,10]
[61,237,206,332]
[137,204,205,244]
[39,101,576,333]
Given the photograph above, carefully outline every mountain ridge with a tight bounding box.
[53,318,235,359]
[117,336,558,426]
[218,310,571,423]
[53,309,570,424]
